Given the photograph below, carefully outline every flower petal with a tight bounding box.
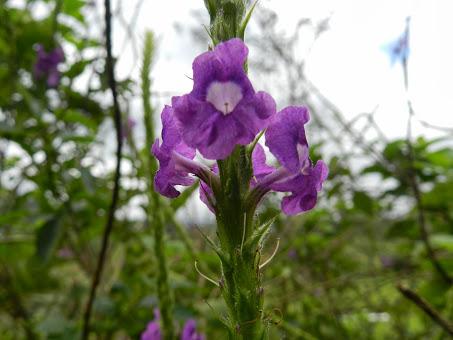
[275,160,328,215]
[152,106,197,198]
[265,106,310,173]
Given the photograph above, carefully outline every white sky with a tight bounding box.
[107,0,453,222]
[112,0,453,140]
[5,0,452,222]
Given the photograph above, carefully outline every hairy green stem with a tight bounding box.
[215,148,265,339]
[201,2,267,338]
[141,31,175,339]
[152,204,175,339]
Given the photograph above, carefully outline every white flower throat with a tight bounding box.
[206,81,243,115]
[297,143,310,175]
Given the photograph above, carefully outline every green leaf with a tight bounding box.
[426,148,453,169]
[35,214,63,263]
[60,109,97,131]
[239,0,258,40]
[170,182,198,211]
[430,234,453,252]
[61,134,95,144]
[62,0,86,23]
[65,59,94,79]
[353,191,374,215]
[63,88,104,122]
[244,216,275,252]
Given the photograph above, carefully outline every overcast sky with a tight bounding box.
[105,0,453,222]
[112,0,452,140]
[9,0,450,221]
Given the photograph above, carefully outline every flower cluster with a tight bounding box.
[33,44,64,88]
[153,38,327,215]
[141,310,204,340]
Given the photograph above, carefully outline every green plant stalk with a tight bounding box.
[215,147,265,339]
[202,2,266,338]
[152,203,175,340]
[141,31,175,339]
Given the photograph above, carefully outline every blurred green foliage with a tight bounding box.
[0,1,452,339]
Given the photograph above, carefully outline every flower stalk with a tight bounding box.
[204,3,266,338]
[142,31,175,339]
[152,2,328,339]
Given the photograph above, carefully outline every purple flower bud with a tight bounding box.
[141,309,161,340]
[34,44,64,88]
[181,319,205,340]
[172,38,276,160]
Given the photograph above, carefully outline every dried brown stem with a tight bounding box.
[397,284,453,336]
[81,0,123,338]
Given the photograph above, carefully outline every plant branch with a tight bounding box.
[0,262,38,340]
[141,31,175,339]
[81,0,123,337]
[397,284,453,336]
[401,49,452,285]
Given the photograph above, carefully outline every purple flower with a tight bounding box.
[271,160,328,215]
[199,144,273,211]
[251,143,275,183]
[172,38,276,160]
[250,106,328,215]
[181,319,205,340]
[153,40,327,216]
[152,106,200,198]
[34,44,64,87]
[199,164,218,212]
[141,309,161,340]
[265,106,310,174]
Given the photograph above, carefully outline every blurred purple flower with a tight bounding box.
[122,116,137,140]
[128,116,137,131]
[181,319,205,340]
[380,255,395,268]
[141,312,204,340]
[172,38,276,160]
[141,309,161,340]
[287,248,298,260]
[57,247,73,259]
[34,44,64,87]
